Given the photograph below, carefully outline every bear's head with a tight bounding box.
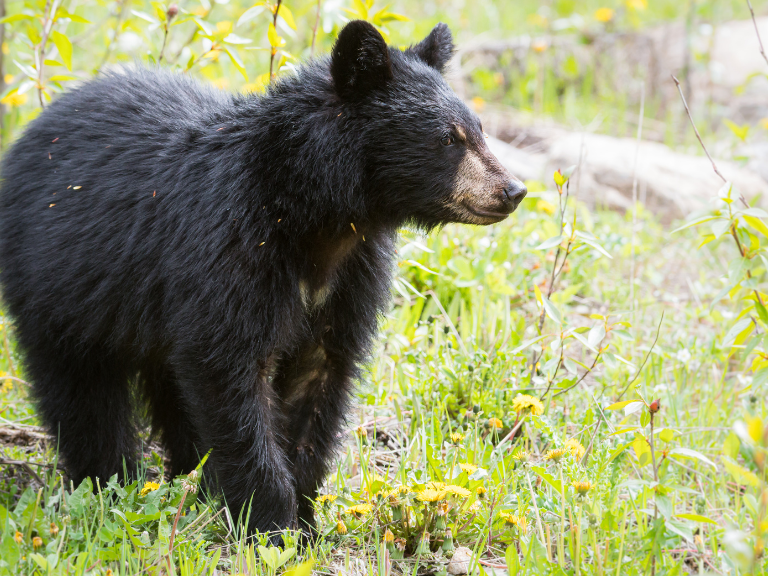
[330,20,527,229]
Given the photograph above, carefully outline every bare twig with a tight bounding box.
[269,0,283,81]
[97,0,130,72]
[671,75,726,184]
[310,0,322,56]
[35,0,56,109]
[617,311,664,400]
[552,351,601,399]
[630,82,645,314]
[746,0,768,67]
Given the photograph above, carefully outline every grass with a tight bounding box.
[1,171,767,575]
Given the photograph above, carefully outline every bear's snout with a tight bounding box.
[501,179,527,212]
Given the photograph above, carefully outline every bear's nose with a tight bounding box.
[502,180,527,210]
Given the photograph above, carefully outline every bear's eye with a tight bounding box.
[441,136,453,146]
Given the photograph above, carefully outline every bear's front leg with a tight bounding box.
[274,340,357,533]
[175,352,298,538]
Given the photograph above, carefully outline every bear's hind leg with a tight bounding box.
[141,362,201,478]
[26,344,138,486]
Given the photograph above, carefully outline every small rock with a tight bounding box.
[447,546,473,575]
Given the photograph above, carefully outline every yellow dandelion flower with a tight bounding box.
[532,39,547,53]
[49,523,59,537]
[383,528,394,543]
[445,485,472,498]
[458,463,478,475]
[1,91,27,107]
[32,536,42,548]
[417,488,446,502]
[316,494,337,506]
[512,450,530,462]
[14,531,22,544]
[544,448,568,462]
[476,486,487,497]
[625,0,647,9]
[140,481,160,496]
[536,200,556,215]
[346,503,372,516]
[565,438,586,460]
[595,7,614,22]
[488,417,503,429]
[512,394,544,416]
[471,96,485,112]
[500,512,529,533]
[450,431,465,444]
[761,118,768,130]
[572,481,593,495]
[336,520,347,534]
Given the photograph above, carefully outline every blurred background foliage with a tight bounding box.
[0,0,762,149]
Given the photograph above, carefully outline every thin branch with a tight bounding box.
[269,0,283,81]
[617,311,664,400]
[671,75,726,184]
[310,0,322,56]
[97,0,130,72]
[35,0,55,109]
[746,0,768,67]
[552,351,601,399]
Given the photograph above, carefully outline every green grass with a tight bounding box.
[1,176,767,575]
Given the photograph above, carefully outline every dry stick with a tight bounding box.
[269,0,283,81]
[616,312,664,401]
[552,352,601,399]
[158,21,170,62]
[310,0,322,56]
[671,75,726,184]
[36,0,56,109]
[746,0,768,67]
[673,75,764,306]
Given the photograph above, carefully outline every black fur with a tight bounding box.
[0,21,515,536]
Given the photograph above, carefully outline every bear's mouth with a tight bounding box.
[460,201,511,224]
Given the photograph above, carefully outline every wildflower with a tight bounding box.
[417,488,445,502]
[435,501,449,531]
[476,486,487,499]
[500,512,529,534]
[536,200,556,215]
[512,450,530,462]
[0,91,27,107]
[49,523,59,537]
[544,448,568,462]
[458,463,477,475]
[3,74,12,84]
[355,426,367,439]
[649,399,661,414]
[565,438,586,460]
[445,485,471,498]
[140,481,160,496]
[182,469,199,494]
[106,570,114,576]
[572,481,593,495]
[488,417,503,429]
[512,394,544,416]
[14,531,22,544]
[316,494,337,507]
[594,7,614,22]
[468,500,481,513]
[336,520,347,535]
[383,529,394,543]
[532,39,547,53]
[450,431,465,444]
[471,97,485,112]
[346,503,372,517]
[32,536,42,548]
[625,0,647,9]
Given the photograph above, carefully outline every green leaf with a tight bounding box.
[531,465,562,494]
[51,30,73,71]
[267,22,281,47]
[723,458,759,486]
[0,13,34,23]
[671,215,723,234]
[223,46,247,80]
[284,559,315,576]
[510,335,548,355]
[669,447,717,470]
[675,513,718,525]
[722,317,753,348]
[605,400,635,411]
[277,3,297,30]
[724,119,749,142]
[237,5,265,27]
[535,234,563,250]
[744,215,768,238]
[541,294,563,325]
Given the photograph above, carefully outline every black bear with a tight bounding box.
[0,20,525,535]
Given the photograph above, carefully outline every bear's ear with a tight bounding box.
[407,23,454,73]
[331,20,393,99]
